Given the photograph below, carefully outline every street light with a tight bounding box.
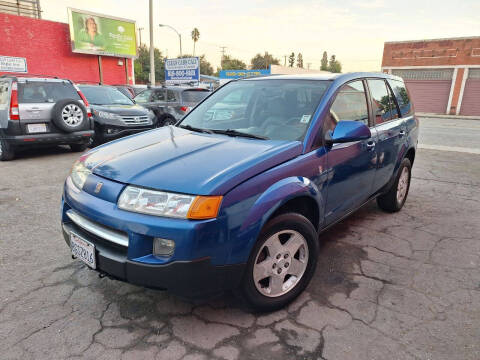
[159,24,182,57]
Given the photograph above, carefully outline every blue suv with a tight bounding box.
[61,73,418,311]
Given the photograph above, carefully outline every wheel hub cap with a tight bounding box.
[62,104,83,126]
[396,166,409,203]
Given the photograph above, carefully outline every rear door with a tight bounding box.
[367,78,406,193]
[18,81,81,134]
[324,79,378,225]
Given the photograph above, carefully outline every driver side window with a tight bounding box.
[326,80,369,132]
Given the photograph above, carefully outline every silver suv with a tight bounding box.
[0,75,94,161]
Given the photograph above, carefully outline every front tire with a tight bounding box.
[377,158,412,212]
[239,213,319,312]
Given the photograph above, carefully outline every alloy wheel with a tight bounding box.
[62,104,84,127]
[253,230,309,297]
[396,166,410,204]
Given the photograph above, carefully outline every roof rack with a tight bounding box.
[0,73,61,79]
[75,80,102,85]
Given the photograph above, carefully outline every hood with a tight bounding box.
[83,126,302,195]
[90,104,149,116]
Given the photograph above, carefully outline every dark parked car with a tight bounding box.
[62,73,418,311]
[78,84,155,147]
[0,75,93,160]
[134,86,210,126]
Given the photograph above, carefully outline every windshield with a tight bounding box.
[179,79,330,141]
[181,89,210,103]
[79,86,134,105]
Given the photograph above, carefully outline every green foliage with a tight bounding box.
[288,52,295,67]
[328,54,342,73]
[191,28,200,55]
[134,44,165,83]
[179,54,214,76]
[221,55,247,70]
[250,52,280,69]
[321,51,328,71]
[297,53,304,68]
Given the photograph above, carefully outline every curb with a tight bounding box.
[417,113,480,121]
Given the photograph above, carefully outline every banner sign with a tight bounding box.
[219,69,271,79]
[0,56,27,73]
[165,57,200,84]
[68,8,137,58]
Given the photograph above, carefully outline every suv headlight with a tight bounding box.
[70,160,91,190]
[118,185,222,219]
[94,110,121,120]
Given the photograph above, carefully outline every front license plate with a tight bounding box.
[27,123,47,133]
[70,232,96,269]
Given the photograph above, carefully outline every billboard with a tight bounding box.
[0,56,27,73]
[219,69,271,79]
[68,8,137,58]
[165,57,200,84]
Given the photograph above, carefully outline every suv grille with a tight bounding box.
[121,115,151,125]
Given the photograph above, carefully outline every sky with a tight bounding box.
[42,0,480,72]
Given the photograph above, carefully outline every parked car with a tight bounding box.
[0,75,93,161]
[61,73,418,311]
[134,86,211,126]
[113,85,136,99]
[78,84,156,147]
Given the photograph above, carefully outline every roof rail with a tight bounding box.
[0,73,62,79]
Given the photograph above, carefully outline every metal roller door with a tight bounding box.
[460,69,480,116]
[392,69,453,114]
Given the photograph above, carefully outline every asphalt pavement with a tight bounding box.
[0,117,479,359]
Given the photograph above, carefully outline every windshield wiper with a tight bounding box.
[211,129,269,140]
[179,124,214,134]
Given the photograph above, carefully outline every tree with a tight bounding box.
[221,55,246,70]
[134,44,165,83]
[250,52,280,69]
[179,54,214,75]
[328,54,342,73]
[288,52,295,67]
[191,28,200,56]
[321,51,328,71]
[297,53,304,68]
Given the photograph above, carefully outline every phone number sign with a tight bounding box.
[165,57,199,84]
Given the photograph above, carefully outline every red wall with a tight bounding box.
[0,13,133,84]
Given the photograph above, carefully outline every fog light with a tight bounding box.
[153,238,175,257]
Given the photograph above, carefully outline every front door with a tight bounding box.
[324,79,378,225]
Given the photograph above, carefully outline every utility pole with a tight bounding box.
[148,0,155,85]
[137,27,144,47]
[220,46,227,67]
[307,62,311,70]
[283,55,287,67]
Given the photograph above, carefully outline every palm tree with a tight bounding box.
[191,28,200,56]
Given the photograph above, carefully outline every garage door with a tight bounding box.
[392,69,453,114]
[460,69,480,116]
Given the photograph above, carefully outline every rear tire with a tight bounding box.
[377,158,412,212]
[238,212,319,312]
[0,139,15,161]
[69,143,88,152]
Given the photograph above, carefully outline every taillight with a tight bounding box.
[74,84,92,117]
[180,106,191,113]
[9,82,19,120]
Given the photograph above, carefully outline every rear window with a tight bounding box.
[181,89,210,103]
[0,82,9,110]
[18,82,80,104]
[387,79,413,117]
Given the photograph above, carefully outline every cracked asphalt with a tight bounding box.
[1,118,479,359]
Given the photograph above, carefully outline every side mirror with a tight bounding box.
[325,120,371,145]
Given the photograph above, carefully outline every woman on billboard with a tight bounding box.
[78,16,105,50]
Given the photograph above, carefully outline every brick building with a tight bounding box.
[0,13,134,85]
[382,37,480,116]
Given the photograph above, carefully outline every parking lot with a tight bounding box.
[1,117,479,360]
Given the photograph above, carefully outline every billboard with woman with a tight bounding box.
[68,8,137,58]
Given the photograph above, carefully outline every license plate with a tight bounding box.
[70,232,96,269]
[27,123,47,133]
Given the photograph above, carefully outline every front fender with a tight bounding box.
[227,176,324,264]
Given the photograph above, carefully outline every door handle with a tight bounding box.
[399,130,406,137]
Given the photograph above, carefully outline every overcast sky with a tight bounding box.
[42,0,480,72]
